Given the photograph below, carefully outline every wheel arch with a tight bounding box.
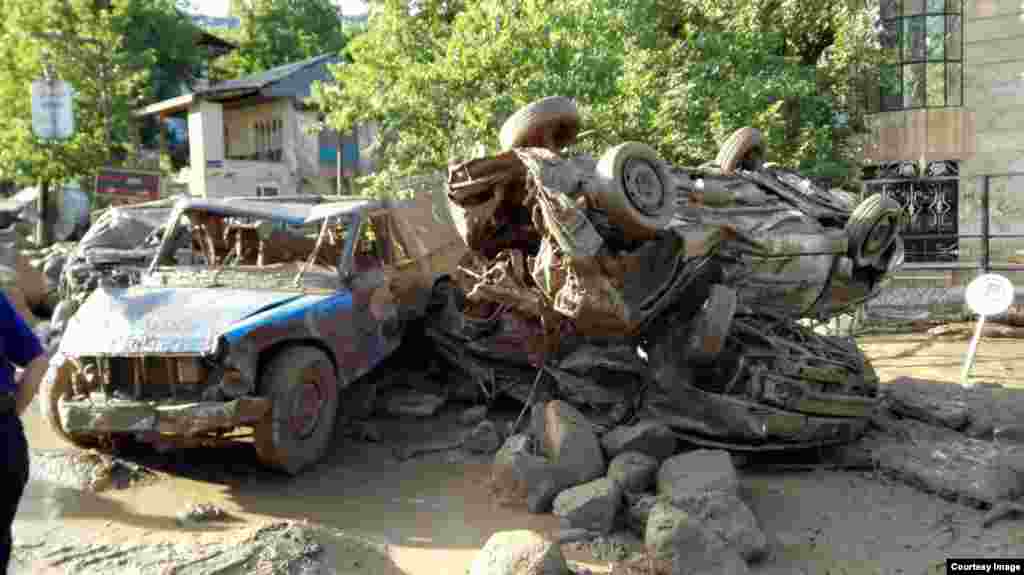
[254,338,346,394]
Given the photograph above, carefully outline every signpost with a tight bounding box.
[31,78,74,141]
[960,273,1015,387]
[29,56,75,247]
[95,169,161,206]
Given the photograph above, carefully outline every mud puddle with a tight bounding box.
[14,401,610,574]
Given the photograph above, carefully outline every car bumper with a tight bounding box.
[58,396,270,436]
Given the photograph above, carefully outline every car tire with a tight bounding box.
[715,127,765,175]
[686,284,738,364]
[39,357,100,449]
[873,234,905,274]
[499,96,581,152]
[254,346,340,475]
[592,142,678,241]
[846,193,902,268]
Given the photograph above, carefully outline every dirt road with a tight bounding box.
[11,332,1024,574]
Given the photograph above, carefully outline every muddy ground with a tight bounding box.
[11,331,1024,574]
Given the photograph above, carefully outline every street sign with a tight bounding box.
[960,273,1015,387]
[95,169,161,206]
[31,78,74,140]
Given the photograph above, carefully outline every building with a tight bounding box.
[860,0,1024,281]
[133,54,373,199]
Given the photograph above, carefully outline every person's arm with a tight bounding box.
[1,292,46,415]
[15,356,47,416]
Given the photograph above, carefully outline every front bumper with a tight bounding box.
[58,396,270,436]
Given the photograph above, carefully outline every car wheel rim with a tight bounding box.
[622,158,665,216]
[289,365,323,439]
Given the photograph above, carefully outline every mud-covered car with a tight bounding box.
[42,194,466,474]
[429,97,900,449]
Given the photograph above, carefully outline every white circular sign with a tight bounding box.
[966,273,1015,316]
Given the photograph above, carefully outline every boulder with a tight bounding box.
[531,401,605,486]
[552,477,622,534]
[464,420,503,454]
[469,530,569,575]
[624,492,660,536]
[601,421,678,461]
[668,490,767,562]
[491,434,565,513]
[657,450,738,498]
[645,502,749,575]
[607,451,659,493]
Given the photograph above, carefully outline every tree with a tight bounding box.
[313,0,883,195]
[214,0,353,78]
[0,0,149,187]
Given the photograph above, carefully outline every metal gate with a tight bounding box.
[862,161,959,263]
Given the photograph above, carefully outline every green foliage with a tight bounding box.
[214,0,354,79]
[0,0,151,186]
[314,0,885,195]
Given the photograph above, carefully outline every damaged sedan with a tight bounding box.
[42,194,466,474]
[430,97,902,450]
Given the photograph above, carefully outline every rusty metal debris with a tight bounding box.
[44,193,467,474]
[428,96,903,449]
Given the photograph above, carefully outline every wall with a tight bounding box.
[861,0,1024,273]
[203,160,297,198]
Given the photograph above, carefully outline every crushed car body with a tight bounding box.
[43,193,467,474]
[429,97,901,450]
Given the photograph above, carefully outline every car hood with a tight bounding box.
[59,286,314,356]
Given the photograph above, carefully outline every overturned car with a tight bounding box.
[42,194,466,474]
[429,97,903,450]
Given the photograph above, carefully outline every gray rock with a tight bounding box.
[379,388,446,417]
[555,528,595,544]
[624,492,661,536]
[469,530,569,575]
[668,490,767,562]
[645,502,749,575]
[552,477,622,534]
[608,451,659,493]
[657,450,738,498]
[465,420,503,454]
[460,405,489,426]
[491,434,565,513]
[601,421,678,461]
[532,401,606,487]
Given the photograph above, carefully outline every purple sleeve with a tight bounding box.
[1,292,45,367]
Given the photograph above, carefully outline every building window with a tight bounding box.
[226,116,283,162]
[877,0,962,112]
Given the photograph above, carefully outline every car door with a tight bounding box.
[349,214,401,365]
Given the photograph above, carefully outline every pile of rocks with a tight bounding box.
[482,400,766,574]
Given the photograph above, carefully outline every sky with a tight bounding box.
[190,0,368,17]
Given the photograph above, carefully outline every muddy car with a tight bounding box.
[42,194,466,474]
[429,97,900,449]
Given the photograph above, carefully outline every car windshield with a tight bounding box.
[142,207,355,292]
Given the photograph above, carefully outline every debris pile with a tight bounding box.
[427,96,898,451]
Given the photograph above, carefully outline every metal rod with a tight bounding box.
[960,314,985,388]
[981,175,990,273]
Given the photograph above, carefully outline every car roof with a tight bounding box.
[173,197,382,225]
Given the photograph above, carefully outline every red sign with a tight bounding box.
[95,169,161,206]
